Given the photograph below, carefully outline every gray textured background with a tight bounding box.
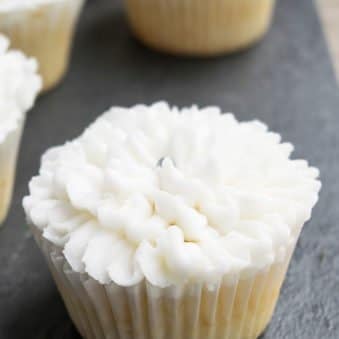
[1,0,339,338]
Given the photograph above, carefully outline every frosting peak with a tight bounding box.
[24,102,321,287]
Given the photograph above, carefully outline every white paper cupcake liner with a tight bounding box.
[31,224,297,339]
[124,0,275,56]
[0,116,25,224]
[0,0,84,91]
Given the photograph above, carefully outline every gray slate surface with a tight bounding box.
[1,0,339,338]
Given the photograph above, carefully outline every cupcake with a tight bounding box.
[0,0,84,92]
[0,34,41,225]
[124,0,276,56]
[24,102,320,338]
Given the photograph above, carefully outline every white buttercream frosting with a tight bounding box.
[0,34,41,144]
[23,102,321,287]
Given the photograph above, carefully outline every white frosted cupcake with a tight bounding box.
[0,0,84,92]
[124,0,276,56]
[0,34,41,224]
[24,102,320,339]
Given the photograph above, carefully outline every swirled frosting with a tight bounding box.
[0,34,41,144]
[23,102,321,287]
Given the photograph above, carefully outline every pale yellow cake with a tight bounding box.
[0,0,84,91]
[125,0,276,56]
[0,165,16,224]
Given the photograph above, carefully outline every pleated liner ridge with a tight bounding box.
[0,0,84,91]
[124,0,275,55]
[30,224,297,339]
[0,120,25,224]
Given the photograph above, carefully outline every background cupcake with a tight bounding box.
[124,0,276,56]
[0,34,41,225]
[24,102,320,339]
[0,0,84,92]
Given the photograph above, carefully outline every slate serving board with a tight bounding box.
[1,0,339,338]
